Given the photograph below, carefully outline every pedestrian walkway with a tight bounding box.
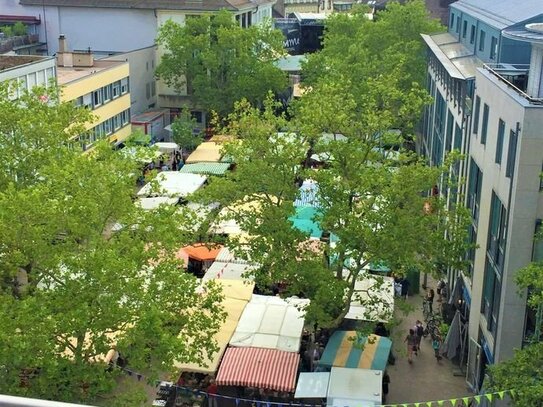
[386,277,473,405]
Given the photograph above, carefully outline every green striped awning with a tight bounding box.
[179,162,231,176]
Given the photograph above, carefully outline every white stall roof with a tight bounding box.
[345,274,395,323]
[327,367,382,407]
[215,247,252,265]
[229,295,309,352]
[154,142,180,154]
[137,171,207,198]
[294,372,330,399]
[202,261,255,282]
[136,197,179,210]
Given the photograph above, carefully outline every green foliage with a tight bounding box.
[0,25,13,37]
[12,22,27,36]
[125,129,151,147]
[156,10,287,119]
[0,83,224,402]
[171,109,203,151]
[489,342,543,406]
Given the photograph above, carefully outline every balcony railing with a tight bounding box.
[483,63,543,105]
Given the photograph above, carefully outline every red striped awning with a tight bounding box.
[216,347,300,392]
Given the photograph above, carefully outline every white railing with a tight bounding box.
[483,63,543,105]
[0,395,96,407]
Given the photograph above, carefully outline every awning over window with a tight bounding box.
[216,347,300,392]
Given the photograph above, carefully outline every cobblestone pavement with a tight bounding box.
[385,277,473,405]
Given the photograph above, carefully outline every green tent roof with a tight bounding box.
[289,206,323,238]
[179,162,231,176]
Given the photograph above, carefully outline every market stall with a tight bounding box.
[175,279,254,374]
[289,206,323,239]
[229,294,309,352]
[137,171,207,198]
[154,142,180,155]
[185,142,222,164]
[318,331,391,371]
[346,275,395,322]
[327,367,383,407]
[216,347,300,392]
[202,260,255,282]
[294,179,319,208]
[176,243,223,276]
[136,197,179,210]
[178,162,231,176]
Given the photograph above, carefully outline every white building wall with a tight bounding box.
[0,57,56,98]
[469,68,543,363]
[45,7,157,54]
[104,46,158,117]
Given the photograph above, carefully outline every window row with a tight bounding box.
[86,108,131,145]
[472,98,517,177]
[74,77,129,110]
[450,13,497,60]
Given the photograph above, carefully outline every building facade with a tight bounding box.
[421,0,543,395]
[56,37,132,150]
[0,55,56,97]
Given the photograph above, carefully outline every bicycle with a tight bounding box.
[423,314,442,338]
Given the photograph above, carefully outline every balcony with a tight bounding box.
[483,63,543,105]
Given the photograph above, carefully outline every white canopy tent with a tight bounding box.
[215,247,253,265]
[229,295,309,352]
[136,197,179,210]
[294,372,330,399]
[327,367,382,407]
[153,142,180,154]
[202,261,256,282]
[346,274,395,323]
[137,171,207,198]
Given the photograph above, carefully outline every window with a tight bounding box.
[495,119,505,164]
[481,103,489,145]
[462,20,467,38]
[490,36,497,60]
[93,89,103,107]
[82,93,92,109]
[479,30,486,51]
[120,77,129,94]
[112,81,121,99]
[506,129,517,178]
[450,13,455,30]
[456,16,460,33]
[467,159,483,279]
[470,25,475,44]
[103,84,112,103]
[151,81,156,97]
[473,96,481,134]
[146,83,151,99]
[482,192,506,336]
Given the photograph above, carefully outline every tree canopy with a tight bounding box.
[0,83,224,403]
[156,10,287,119]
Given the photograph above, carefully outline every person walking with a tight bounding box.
[382,370,390,404]
[432,335,443,362]
[424,288,435,314]
[404,329,417,363]
[414,320,424,351]
[400,277,410,300]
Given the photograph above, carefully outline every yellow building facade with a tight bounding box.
[58,57,132,150]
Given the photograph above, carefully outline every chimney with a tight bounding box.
[57,34,73,67]
[58,34,67,53]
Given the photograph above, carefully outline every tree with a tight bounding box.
[0,84,224,403]
[156,10,287,119]
[170,108,202,152]
[488,262,543,405]
[196,95,469,330]
[195,1,466,331]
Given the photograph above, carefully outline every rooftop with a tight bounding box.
[422,32,482,79]
[19,0,273,11]
[481,64,543,106]
[0,55,49,71]
[56,59,126,84]
[451,0,543,30]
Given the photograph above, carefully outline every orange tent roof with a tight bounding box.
[179,244,223,262]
